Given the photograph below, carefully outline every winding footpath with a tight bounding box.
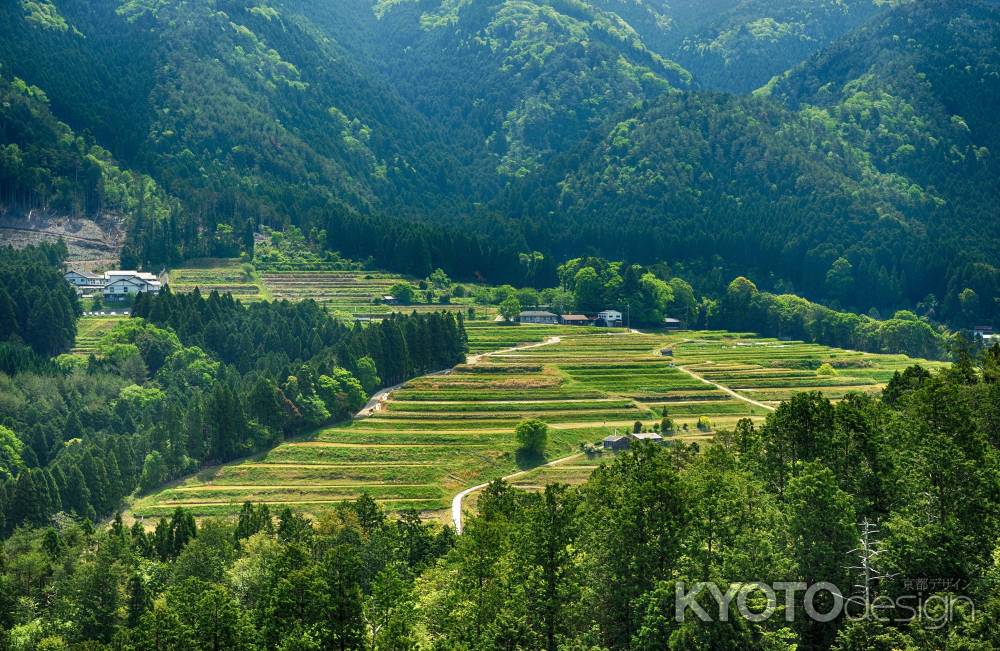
[451,453,583,533]
[675,364,776,412]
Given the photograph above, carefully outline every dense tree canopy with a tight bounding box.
[0,242,78,356]
[0,283,467,536]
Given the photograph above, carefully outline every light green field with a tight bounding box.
[72,315,127,355]
[128,328,799,520]
[166,259,269,302]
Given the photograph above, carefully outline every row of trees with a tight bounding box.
[711,277,948,359]
[2,347,999,648]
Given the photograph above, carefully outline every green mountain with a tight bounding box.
[0,0,997,326]
[668,0,885,93]
[502,0,1000,325]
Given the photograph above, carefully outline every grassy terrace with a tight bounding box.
[166,258,498,320]
[668,332,949,407]
[132,327,719,521]
[167,260,268,302]
[72,315,126,355]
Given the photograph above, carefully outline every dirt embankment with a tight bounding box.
[0,208,126,269]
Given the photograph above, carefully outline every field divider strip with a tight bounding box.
[675,365,776,413]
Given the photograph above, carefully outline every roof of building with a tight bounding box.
[632,432,663,441]
[663,317,683,324]
[561,314,591,321]
[66,270,102,279]
[520,310,558,317]
[603,434,629,442]
[105,275,159,288]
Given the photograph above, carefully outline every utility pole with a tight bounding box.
[626,302,631,330]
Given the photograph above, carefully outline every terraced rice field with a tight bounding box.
[72,315,126,355]
[131,326,948,522]
[465,321,623,354]
[668,332,949,408]
[167,258,496,320]
[167,260,267,302]
[132,327,711,520]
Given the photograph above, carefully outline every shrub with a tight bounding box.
[816,362,838,376]
[696,416,712,432]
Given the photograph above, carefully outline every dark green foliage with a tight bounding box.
[0,243,78,356]
[1,1,997,329]
[710,276,948,358]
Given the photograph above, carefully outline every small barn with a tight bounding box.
[631,432,664,445]
[518,310,559,325]
[663,317,684,330]
[602,434,630,451]
[560,314,593,326]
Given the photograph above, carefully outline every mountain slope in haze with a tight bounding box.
[670,0,886,93]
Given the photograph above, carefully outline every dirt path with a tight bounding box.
[675,365,776,412]
[354,368,456,418]
[466,336,562,365]
[451,453,584,533]
[355,337,564,418]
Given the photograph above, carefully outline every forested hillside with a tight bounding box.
[670,0,884,93]
[766,0,1000,326]
[0,0,997,328]
[502,0,1000,326]
[0,245,468,535]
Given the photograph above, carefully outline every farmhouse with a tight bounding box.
[103,275,161,301]
[596,309,623,327]
[518,310,559,324]
[560,314,593,326]
[631,432,664,445]
[381,295,399,305]
[602,434,630,451]
[64,270,105,289]
[65,269,161,300]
